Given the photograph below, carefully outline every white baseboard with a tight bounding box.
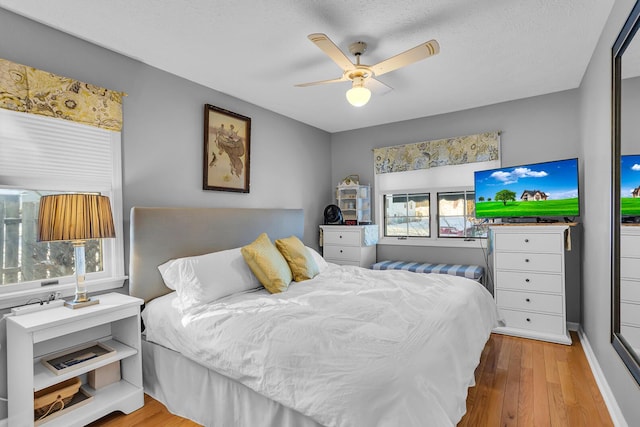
[577,327,628,427]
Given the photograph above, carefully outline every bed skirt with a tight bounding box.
[141,337,323,427]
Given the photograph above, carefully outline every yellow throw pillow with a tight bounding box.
[241,233,292,293]
[275,235,320,282]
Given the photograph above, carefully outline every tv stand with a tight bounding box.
[536,217,559,224]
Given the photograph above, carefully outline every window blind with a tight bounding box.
[0,108,115,192]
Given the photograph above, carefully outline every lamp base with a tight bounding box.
[65,298,100,309]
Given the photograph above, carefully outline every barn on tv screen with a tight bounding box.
[474,158,580,219]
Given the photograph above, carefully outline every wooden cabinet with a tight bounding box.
[336,184,371,224]
[7,293,144,426]
[621,225,640,353]
[490,224,579,345]
[320,225,378,267]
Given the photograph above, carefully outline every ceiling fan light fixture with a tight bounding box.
[346,77,371,107]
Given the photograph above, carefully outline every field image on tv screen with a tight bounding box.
[474,158,579,219]
[621,154,640,217]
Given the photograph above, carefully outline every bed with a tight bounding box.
[129,207,499,427]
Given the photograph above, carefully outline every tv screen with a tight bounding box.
[621,154,640,217]
[474,158,579,219]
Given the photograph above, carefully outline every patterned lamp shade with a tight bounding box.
[38,194,115,242]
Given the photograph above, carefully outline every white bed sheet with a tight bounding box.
[142,265,499,427]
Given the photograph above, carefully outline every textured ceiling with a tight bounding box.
[0,0,614,133]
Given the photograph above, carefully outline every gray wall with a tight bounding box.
[0,7,332,421]
[580,0,640,425]
[330,88,582,321]
[0,7,332,253]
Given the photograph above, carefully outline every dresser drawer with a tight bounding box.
[323,230,361,246]
[621,324,640,352]
[323,245,361,261]
[495,252,562,273]
[494,232,563,253]
[499,308,564,336]
[622,280,640,304]
[621,302,640,327]
[496,271,563,293]
[497,289,563,314]
[621,257,640,280]
[621,233,640,258]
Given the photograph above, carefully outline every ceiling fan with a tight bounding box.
[296,33,440,107]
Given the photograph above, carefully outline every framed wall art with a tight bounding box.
[203,104,251,192]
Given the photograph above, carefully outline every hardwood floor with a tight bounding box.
[459,331,612,427]
[89,332,612,427]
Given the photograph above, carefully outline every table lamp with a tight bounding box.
[37,194,115,308]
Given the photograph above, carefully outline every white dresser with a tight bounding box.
[621,225,640,353]
[320,225,378,267]
[490,224,580,345]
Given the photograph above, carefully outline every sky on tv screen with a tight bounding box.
[621,154,640,198]
[474,158,578,201]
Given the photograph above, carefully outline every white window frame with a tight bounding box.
[375,160,499,248]
[0,109,126,309]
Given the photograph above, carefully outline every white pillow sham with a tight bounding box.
[158,248,261,311]
[306,246,329,274]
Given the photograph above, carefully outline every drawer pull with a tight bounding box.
[525,278,530,283]
[339,250,343,253]
[525,258,530,263]
[339,235,343,239]
[525,298,531,302]
[524,238,529,243]
[526,318,531,322]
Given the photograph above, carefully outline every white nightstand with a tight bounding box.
[7,292,144,426]
[320,225,378,267]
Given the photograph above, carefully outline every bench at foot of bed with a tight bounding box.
[371,260,484,284]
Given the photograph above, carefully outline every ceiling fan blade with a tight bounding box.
[367,78,393,95]
[308,33,355,72]
[295,76,349,87]
[371,40,440,76]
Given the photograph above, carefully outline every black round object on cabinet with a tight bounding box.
[323,204,342,225]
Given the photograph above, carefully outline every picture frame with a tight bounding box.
[203,104,251,192]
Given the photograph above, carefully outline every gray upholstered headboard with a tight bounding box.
[129,207,304,303]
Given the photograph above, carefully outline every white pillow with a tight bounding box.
[158,248,261,311]
[305,246,329,273]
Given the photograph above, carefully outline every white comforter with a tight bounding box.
[143,265,499,427]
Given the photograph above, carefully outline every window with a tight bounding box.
[384,193,430,237]
[0,108,124,299]
[438,191,486,238]
[0,190,106,286]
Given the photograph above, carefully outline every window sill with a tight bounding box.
[0,276,127,310]
[377,237,487,249]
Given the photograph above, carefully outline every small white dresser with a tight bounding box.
[320,225,378,267]
[621,225,640,353]
[490,224,580,345]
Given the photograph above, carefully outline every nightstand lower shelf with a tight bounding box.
[37,381,143,427]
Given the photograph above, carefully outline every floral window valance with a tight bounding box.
[0,58,124,131]
[373,131,500,174]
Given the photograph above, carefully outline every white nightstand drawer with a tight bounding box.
[323,245,361,260]
[622,257,640,280]
[622,280,640,304]
[323,230,361,246]
[621,233,640,258]
[497,289,563,314]
[495,271,563,293]
[499,308,564,336]
[326,259,361,266]
[495,252,562,273]
[494,232,562,253]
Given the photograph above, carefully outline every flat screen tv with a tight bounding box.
[474,158,579,220]
[621,154,640,219]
